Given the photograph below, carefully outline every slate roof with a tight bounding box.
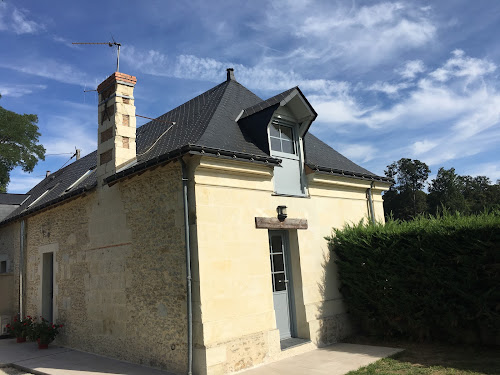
[1,75,390,225]
[0,193,29,205]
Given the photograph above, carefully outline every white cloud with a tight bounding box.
[366,81,411,95]
[397,60,426,79]
[0,84,46,97]
[7,173,44,194]
[335,143,378,163]
[412,140,438,155]
[11,8,43,34]
[429,49,496,83]
[468,163,500,182]
[0,58,91,86]
[122,47,348,94]
[262,2,436,69]
[0,4,43,34]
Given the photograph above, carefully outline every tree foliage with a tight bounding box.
[0,95,45,192]
[383,159,500,220]
[383,158,430,220]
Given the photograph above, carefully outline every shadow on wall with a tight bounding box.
[316,248,355,347]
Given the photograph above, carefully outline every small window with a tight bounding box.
[65,168,95,192]
[0,261,6,273]
[27,189,51,209]
[270,120,296,155]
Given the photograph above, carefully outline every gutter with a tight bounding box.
[180,158,193,375]
[307,163,394,183]
[19,220,25,318]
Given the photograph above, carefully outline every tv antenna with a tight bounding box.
[72,36,121,71]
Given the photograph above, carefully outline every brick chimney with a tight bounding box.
[96,72,137,185]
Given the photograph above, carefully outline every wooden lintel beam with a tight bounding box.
[255,217,308,230]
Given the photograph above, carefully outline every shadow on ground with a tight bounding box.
[347,336,500,375]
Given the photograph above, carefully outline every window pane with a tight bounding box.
[281,140,295,154]
[270,123,280,137]
[274,273,286,291]
[280,126,293,141]
[270,235,282,253]
[272,254,284,272]
[270,138,282,152]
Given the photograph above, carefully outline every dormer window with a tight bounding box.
[270,119,296,155]
[269,113,305,196]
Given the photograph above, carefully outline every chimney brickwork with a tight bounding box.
[96,72,137,185]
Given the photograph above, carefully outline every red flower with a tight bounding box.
[13,318,17,322]
[59,325,63,328]
[52,325,56,328]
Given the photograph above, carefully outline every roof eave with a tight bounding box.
[306,163,394,183]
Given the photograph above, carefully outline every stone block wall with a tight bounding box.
[0,222,21,317]
[21,162,188,374]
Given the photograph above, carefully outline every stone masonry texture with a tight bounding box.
[19,162,187,374]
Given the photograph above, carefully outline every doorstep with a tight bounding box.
[0,339,175,375]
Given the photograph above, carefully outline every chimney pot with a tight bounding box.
[46,171,51,178]
[226,68,235,81]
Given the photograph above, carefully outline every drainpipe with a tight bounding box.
[180,158,193,375]
[19,220,25,318]
[367,182,376,224]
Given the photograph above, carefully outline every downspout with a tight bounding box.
[19,220,25,318]
[180,158,193,375]
[367,182,376,224]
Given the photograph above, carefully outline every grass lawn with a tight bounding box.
[345,337,500,375]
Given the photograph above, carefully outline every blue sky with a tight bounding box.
[1,0,500,193]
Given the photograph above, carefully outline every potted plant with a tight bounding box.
[30,317,63,349]
[6,316,34,343]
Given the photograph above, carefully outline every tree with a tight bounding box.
[383,158,430,220]
[0,95,45,192]
[428,167,467,214]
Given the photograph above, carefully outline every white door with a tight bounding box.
[269,231,292,340]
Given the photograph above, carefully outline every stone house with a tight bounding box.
[0,69,391,375]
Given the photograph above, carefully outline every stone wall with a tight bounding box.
[190,156,389,374]
[22,162,188,374]
[0,222,21,316]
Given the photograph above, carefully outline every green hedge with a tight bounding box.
[327,212,500,344]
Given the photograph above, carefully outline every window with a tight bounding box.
[27,189,51,208]
[270,119,296,155]
[269,115,305,196]
[65,168,95,192]
[0,261,6,273]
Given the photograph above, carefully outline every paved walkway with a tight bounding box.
[0,339,402,375]
[0,339,173,375]
[239,343,403,375]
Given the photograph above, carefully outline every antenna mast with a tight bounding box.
[72,39,122,72]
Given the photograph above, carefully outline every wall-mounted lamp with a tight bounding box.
[277,205,287,221]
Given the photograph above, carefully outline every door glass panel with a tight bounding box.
[272,254,285,272]
[274,273,286,291]
[271,235,282,253]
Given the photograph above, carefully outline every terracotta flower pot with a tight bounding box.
[16,337,26,343]
[37,338,49,349]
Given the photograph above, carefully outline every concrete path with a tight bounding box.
[0,339,174,375]
[0,338,402,375]
[238,343,403,375]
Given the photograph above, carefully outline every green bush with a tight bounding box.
[327,212,500,344]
